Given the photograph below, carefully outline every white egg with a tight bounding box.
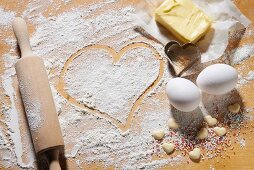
[166,78,201,112]
[196,64,238,95]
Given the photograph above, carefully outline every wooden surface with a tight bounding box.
[0,0,254,169]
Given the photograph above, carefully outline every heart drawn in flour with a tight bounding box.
[57,42,164,132]
[164,41,200,77]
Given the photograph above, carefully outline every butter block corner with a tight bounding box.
[155,0,212,43]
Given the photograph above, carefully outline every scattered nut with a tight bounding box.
[228,103,240,113]
[162,143,175,154]
[189,148,201,160]
[197,128,208,139]
[168,118,179,130]
[152,130,165,140]
[214,127,227,136]
[204,115,217,126]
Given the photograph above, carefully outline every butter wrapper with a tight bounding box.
[132,0,251,63]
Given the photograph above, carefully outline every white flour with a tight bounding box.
[1,59,34,168]
[65,47,160,124]
[18,78,43,131]
[237,70,254,88]
[23,100,43,131]
[229,44,254,64]
[0,0,254,169]
[245,71,254,81]
[0,8,15,27]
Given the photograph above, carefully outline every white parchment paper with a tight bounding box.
[132,0,251,63]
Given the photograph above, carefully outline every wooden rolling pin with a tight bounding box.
[12,17,64,170]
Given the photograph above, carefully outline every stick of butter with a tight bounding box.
[155,0,212,43]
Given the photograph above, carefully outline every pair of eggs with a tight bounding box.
[166,64,238,112]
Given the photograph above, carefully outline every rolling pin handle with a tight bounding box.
[49,160,61,170]
[12,17,33,58]
[48,150,61,170]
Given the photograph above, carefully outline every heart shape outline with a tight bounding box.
[164,41,200,77]
[57,42,164,132]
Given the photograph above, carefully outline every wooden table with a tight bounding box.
[0,0,254,169]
